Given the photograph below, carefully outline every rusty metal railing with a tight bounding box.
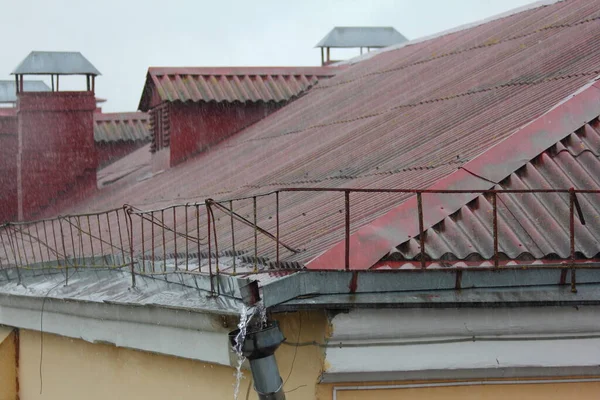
[0,187,599,294]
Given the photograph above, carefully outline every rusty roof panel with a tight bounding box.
[138,66,340,110]
[38,0,600,270]
[94,112,151,143]
[387,120,600,265]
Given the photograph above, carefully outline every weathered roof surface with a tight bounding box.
[383,117,600,266]
[97,143,152,188]
[12,51,101,75]
[39,0,600,270]
[316,27,408,48]
[0,80,50,103]
[138,66,340,110]
[94,112,151,143]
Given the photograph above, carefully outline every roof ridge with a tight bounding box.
[306,77,600,271]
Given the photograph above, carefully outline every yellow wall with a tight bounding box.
[317,380,600,400]
[17,310,327,400]
[13,310,600,400]
[0,326,17,400]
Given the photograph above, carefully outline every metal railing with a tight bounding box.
[1,187,599,294]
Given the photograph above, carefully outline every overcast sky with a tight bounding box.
[1,0,534,112]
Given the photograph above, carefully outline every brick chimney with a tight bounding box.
[0,80,51,222]
[13,51,100,221]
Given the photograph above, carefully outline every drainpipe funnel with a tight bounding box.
[229,321,286,400]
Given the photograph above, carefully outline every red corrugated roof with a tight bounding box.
[58,0,600,269]
[309,80,600,270]
[138,66,340,110]
[94,112,151,143]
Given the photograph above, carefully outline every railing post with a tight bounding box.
[417,192,426,269]
[206,201,214,295]
[345,190,350,271]
[569,188,577,293]
[124,207,135,288]
[230,200,236,275]
[185,204,189,271]
[492,192,499,268]
[276,192,280,270]
[253,196,258,273]
[173,207,178,269]
[140,212,145,272]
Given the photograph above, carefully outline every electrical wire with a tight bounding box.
[281,333,600,349]
[283,312,301,389]
[39,266,76,394]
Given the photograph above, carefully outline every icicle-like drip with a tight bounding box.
[232,304,258,399]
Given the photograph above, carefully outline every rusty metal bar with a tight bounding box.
[19,226,30,267]
[27,225,37,266]
[151,211,155,272]
[185,205,189,271]
[345,190,350,271]
[74,216,84,267]
[97,214,105,266]
[254,196,258,272]
[59,218,68,284]
[116,210,126,266]
[230,200,236,275]
[34,223,43,264]
[124,207,135,287]
[573,192,586,225]
[208,205,220,293]
[0,229,11,267]
[68,217,77,266]
[492,192,499,268]
[570,188,577,293]
[141,212,146,272]
[42,221,51,263]
[276,192,280,270]
[50,220,61,268]
[8,228,22,268]
[277,188,600,194]
[173,207,178,269]
[161,210,166,272]
[417,192,425,269]
[209,200,297,253]
[7,229,22,283]
[106,213,114,265]
[195,205,201,270]
[206,201,214,295]
[87,215,95,265]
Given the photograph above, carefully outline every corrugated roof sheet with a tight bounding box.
[36,0,600,270]
[0,80,50,103]
[12,51,101,75]
[316,27,408,48]
[385,117,600,265]
[94,112,151,143]
[138,66,340,110]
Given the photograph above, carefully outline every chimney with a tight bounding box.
[0,80,51,223]
[12,51,101,220]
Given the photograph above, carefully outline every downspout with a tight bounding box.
[229,321,286,400]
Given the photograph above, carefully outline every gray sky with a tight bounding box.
[2,0,534,112]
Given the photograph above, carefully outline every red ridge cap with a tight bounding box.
[307,78,600,271]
